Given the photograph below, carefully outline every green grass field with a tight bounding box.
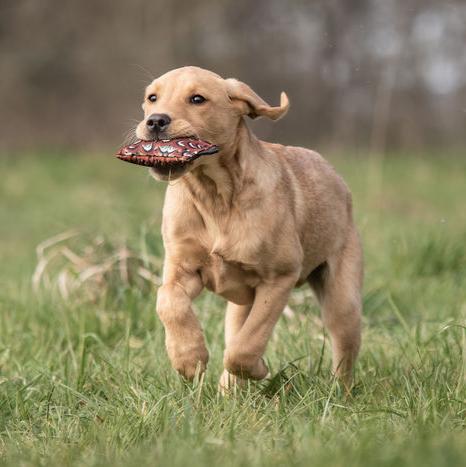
[1,151,465,466]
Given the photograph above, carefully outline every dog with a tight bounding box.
[134,66,363,390]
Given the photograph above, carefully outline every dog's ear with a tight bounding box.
[226,78,289,120]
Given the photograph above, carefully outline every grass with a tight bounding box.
[0,150,465,466]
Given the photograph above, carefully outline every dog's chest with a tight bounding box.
[199,250,260,305]
[171,191,269,304]
[196,221,263,304]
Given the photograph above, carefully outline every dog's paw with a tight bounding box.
[223,349,269,380]
[218,369,248,395]
[167,341,209,381]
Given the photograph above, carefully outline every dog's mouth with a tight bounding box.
[116,137,219,171]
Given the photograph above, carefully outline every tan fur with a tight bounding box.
[135,66,363,389]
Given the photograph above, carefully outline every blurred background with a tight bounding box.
[1,0,465,154]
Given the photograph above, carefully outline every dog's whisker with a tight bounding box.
[121,127,139,146]
[124,118,141,125]
[131,63,156,82]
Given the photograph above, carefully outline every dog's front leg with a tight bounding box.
[223,274,297,380]
[156,267,208,380]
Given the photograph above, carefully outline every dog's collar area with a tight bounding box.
[116,137,219,168]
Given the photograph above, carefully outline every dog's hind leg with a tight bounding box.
[308,228,363,387]
[219,303,252,393]
[224,302,252,347]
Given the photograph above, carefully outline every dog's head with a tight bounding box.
[135,66,289,180]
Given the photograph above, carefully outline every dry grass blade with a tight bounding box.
[32,232,163,301]
[32,250,60,292]
[283,305,296,319]
[36,230,79,258]
[118,247,130,286]
[138,266,162,286]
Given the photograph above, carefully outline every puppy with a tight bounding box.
[134,66,363,389]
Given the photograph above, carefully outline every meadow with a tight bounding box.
[0,151,465,466]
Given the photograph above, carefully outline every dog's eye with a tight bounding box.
[190,94,206,105]
[147,94,157,102]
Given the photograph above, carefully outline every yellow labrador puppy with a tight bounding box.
[134,66,363,389]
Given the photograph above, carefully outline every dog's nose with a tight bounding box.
[146,113,171,133]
